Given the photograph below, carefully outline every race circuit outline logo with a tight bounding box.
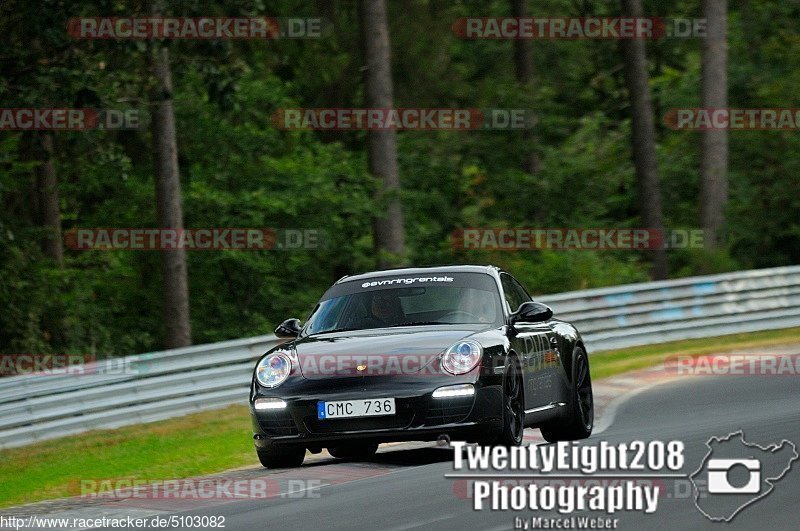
[690,430,798,522]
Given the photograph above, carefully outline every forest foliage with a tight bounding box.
[1,0,798,356]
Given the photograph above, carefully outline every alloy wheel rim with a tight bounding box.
[505,365,524,441]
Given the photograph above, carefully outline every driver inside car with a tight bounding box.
[368,291,405,327]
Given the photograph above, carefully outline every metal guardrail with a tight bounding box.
[1,265,799,449]
[0,335,285,449]
[539,264,800,351]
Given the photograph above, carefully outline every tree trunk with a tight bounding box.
[35,132,63,265]
[700,0,728,249]
[150,38,192,348]
[512,0,540,174]
[315,0,350,145]
[359,0,405,268]
[620,0,668,279]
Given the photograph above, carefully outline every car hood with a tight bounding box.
[291,326,483,380]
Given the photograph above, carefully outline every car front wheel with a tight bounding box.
[497,359,525,446]
[541,346,593,442]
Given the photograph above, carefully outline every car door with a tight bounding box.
[500,273,555,410]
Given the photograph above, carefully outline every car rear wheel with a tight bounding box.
[541,346,593,442]
[328,443,379,459]
[256,446,305,468]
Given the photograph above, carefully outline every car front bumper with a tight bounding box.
[250,377,504,449]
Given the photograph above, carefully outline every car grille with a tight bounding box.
[426,397,474,425]
[304,411,414,434]
[258,411,299,436]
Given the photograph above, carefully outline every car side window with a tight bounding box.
[510,276,532,306]
[500,273,530,313]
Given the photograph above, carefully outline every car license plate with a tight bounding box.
[317,398,395,419]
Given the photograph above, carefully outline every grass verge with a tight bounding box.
[0,404,254,508]
[2,326,800,508]
[588,326,800,379]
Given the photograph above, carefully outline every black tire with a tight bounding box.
[541,346,593,442]
[496,358,525,446]
[328,443,379,459]
[256,446,305,468]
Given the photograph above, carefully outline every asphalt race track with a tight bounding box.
[163,373,800,530]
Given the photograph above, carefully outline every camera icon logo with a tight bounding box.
[706,458,760,494]
[690,431,797,522]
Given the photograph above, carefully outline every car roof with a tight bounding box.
[336,264,500,284]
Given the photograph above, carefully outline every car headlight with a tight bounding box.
[441,340,482,375]
[255,352,292,388]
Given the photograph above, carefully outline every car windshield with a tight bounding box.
[303,273,503,335]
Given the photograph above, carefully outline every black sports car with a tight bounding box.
[249,265,593,468]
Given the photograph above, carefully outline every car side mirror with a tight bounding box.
[510,301,553,324]
[275,318,302,338]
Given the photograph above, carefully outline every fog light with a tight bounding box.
[432,384,475,398]
[254,398,287,410]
